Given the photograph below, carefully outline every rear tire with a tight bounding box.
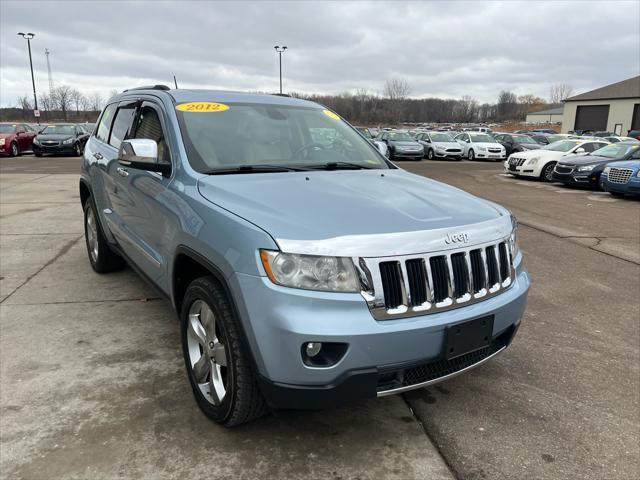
[83,199,125,273]
[181,277,268,427]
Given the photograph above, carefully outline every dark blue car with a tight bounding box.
[600,159,640,197]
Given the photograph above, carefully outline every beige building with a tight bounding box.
[525,106,563,124]
[561,75,640,134]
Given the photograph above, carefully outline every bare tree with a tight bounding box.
[383,78,411,100]
[88,92,104,111]
[70,88,85,114]
[18,94,32,111]
[52,85,73,120]
[549,84,574,103]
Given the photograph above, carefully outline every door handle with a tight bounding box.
[93,152,103,160]
[117,167,129,177]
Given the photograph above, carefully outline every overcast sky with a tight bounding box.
[1,0,639,107]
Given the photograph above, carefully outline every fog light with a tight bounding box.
[305,342,322,358]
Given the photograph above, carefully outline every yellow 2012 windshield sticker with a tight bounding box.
[323,109,340,120]
[176,102,229,112]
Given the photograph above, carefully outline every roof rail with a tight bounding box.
[122,85,171,93]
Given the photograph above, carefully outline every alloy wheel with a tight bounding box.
[543,163,555,181]
[468,149,475,160]
[187,299,228,405]
[85,207,99,263]
[11,143,18,156]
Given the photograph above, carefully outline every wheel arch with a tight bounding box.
[171,245,262,376]
[79,178,91,207]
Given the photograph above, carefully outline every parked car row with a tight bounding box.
[505,139,640,197]
[0,122,93,157]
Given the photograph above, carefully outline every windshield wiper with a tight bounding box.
[307,161,373,170]
[209,164,309,175]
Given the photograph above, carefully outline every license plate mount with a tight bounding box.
[444,315,494,360]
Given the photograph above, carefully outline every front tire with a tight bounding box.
[9,142,18,157]
[181,277,268,427]
[73,142,82,156]
[468,149,475,161]
[34,151,43,157]
[427,149,434,160]
[83,199,125,273]
[540,162,556,182]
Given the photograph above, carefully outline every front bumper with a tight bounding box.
[434,150,462,159]
[33,143,75,155]
[391,151,424,160]
[552,170,600,186]
[230,260,530,410]
[601,176,640,196]
[475,151,505,160]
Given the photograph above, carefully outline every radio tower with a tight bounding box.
[45,48,54,95]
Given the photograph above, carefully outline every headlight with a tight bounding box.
[62,137,74,145]
[32,137,40,145]
[510,214,520,258]
[260,250,359,293]
[527,157,540,165]
[603,166,611,175]
[637,170,640,178]
[577,165,595,172]
[0,138,5,146]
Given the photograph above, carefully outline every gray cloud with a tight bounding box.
[1,0,638,107]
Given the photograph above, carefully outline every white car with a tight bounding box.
[504,139,610,181]
[454,132,506,161]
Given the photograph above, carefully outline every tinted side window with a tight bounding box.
[131,106,170,164]
[109,106,137,149]
[96,104,117,143]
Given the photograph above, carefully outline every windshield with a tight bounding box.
[592,143,639,158]
[388,132,414,141]
[41,125,75,135]
[544,140,581,152]
[430,133,455,142]
[544,134,565,143]
[469,133,495,143]
[0,125,17,133]
[356,127,373,139]
[513,135,537,144]
[176,103,388,172]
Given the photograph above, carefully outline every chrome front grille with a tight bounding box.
[608,168,633,184]
[509,157,526,167]
[357,238,514,320]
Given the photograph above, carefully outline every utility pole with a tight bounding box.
[274,45,287,94]
[45,48,54,96]
[17,32,39,123]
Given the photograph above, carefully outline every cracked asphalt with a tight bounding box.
[1,155,639,479]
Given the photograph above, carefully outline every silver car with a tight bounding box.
[415,132,464,160]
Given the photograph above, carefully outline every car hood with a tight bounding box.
[389,140,422,147]
[197,169,510,256]
[432,142,462,149]
[604,159,640,169]
[517,143,542,150]
[560,154,621,166]
[516,149,566,160]
[36,134,73,141]
[472,142,503,149]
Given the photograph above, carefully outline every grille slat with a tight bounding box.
[371,238,514,320]
[406,259,428,306]
[486,246,500,286]
[379,262,403,309]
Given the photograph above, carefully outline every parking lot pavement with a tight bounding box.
[400,159,639,480]
[0,167,454,479]
[1,156,638,480]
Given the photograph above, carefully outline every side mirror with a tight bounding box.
[118,139,170,174]
[575,147,586,154]
[373,140,387,156]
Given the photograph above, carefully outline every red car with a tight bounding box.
[0,123,38,156]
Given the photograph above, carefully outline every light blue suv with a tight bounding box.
[80,86,530,426]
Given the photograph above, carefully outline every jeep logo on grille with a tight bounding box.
[445,232,469,245]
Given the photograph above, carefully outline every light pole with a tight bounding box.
[274,45,287,94]
[17,32,39,123]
